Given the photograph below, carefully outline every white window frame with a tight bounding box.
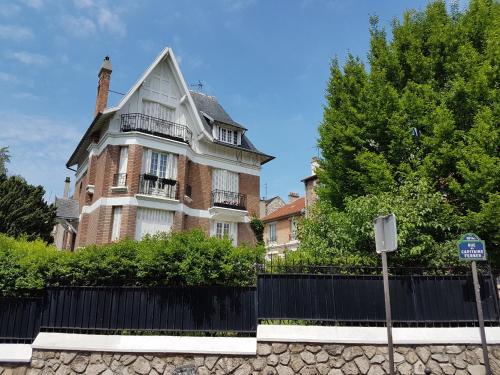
[116,147,128,187]
[211,221,237,245]
[217,126,240,146]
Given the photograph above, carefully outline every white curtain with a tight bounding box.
[135,208,173,240]
[212,169,238,193]
[118,147,128,174]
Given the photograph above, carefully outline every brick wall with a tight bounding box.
[239,173,260,217]
[238,223,256,246]
[185,161,212,210]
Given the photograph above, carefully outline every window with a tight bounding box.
[212,221,237,245]
[116,147,128,187]
[217,126,239,145]
[290,218,298,241]
[146,150,177,179]
[269,223,277,243]
[135,208,173,240]
[111,206,122,241]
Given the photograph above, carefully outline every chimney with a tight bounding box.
[94,56,112,116]
[288,192,299,203]
[311,157,319,175]
[63,177,71,198]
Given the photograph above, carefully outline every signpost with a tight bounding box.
[373,214,397,375]
[458,233,491,375]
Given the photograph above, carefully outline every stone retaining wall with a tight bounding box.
[1,344,500,375]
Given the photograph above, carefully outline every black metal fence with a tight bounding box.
[0,297,43,343]
[1,270,500,343]
[40,286,257,334]
[258,273,500,326]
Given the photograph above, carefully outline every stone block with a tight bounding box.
[301,351,316,365]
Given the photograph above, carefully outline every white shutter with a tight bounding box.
[143,101,174,121]
[135,208,174,240]
[111,207,122,241]
[118,147,128,174]
[212,169,238,193]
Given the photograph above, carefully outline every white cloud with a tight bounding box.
[0,4,21,17]
[221,0,256,11]
[97,7,126,37]
[22,0,44,9]
[0,72,18,83]
[60,15,96,37]
[7,51,50,66]
[0,24,34,41]
[73,0,94,8]
[0,112,83,197]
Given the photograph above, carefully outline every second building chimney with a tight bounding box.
[288,192,299,203]
[94,56,112,116]
[63,177,71,198]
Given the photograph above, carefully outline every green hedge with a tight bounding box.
[0,229,264,297]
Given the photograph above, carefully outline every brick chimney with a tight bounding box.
[63,177,70,198]
[288,192,299,203]
[94,56,112,116]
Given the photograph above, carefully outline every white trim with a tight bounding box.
[257,325,500,345]
[102,47,212,141]
[32,332,256,355]
[91,131,261,176]
[80,196,249,222]
[0,344,32,363]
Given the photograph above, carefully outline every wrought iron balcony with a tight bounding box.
[211,189,246,210]
[138,174,177,199]
[113,173,127,187]
[121,113,192,144]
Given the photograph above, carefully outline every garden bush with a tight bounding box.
[0,229,264,296]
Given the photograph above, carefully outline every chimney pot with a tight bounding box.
[63,177,71,198]
[288,192,299,203]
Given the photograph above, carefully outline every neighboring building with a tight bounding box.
[301,157,319,217]
[262,193,305,258]
[67,47,273,247]
[52,177,79,251]
[259,195,285,218]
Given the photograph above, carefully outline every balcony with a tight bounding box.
[121,113,192,144]
[137,174,177,200]
[211,190,246,210]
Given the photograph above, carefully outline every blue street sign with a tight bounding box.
[458,233,486,261]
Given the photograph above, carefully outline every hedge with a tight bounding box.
[0,229,264,296]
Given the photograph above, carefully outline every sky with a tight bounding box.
[0,0,449,202]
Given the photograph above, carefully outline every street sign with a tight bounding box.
[374,214,397,254]
[458,233,486,261]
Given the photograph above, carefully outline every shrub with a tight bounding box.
[0,229,265,296]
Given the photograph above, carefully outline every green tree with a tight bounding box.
[0,174,56,242]
[316,0,499,258]
[0,147,10,176]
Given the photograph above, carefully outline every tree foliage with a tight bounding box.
[0,230,264,296]
[313,0,499,264]
[0,146,9,176]
[0,174,56,242]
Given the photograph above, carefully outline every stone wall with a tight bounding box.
[2,343,500,375]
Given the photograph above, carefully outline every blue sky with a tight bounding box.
[0,0,443,202]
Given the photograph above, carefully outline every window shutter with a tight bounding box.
[111,206,122,241]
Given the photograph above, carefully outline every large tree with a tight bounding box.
[0,147,9,176]
[0,174,56,243]
[316,0,499,258]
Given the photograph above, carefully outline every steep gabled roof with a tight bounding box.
[262,197,305,222]
[190,91,246,130]
[55,197,79,219]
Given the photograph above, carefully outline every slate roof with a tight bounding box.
[262,197,305,222]
[55,197,79,219]
[190,90,273,163]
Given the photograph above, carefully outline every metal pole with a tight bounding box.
[382,251,395,375]
[471,261,492,375]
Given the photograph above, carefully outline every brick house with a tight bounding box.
[67,48,273,247]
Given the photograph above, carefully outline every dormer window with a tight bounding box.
[217,125,240,146]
